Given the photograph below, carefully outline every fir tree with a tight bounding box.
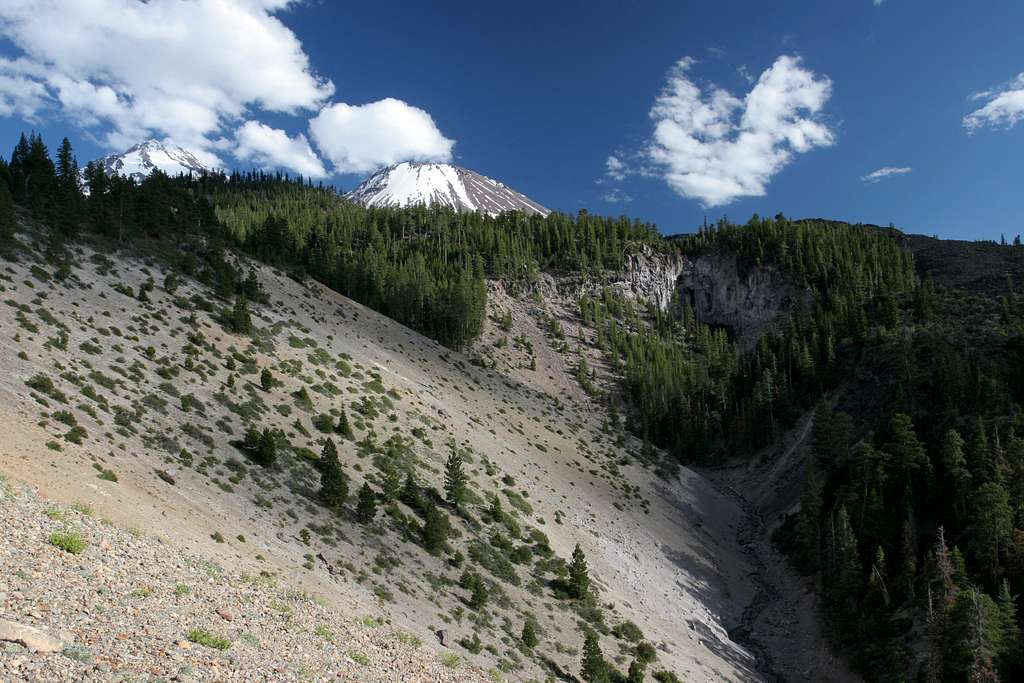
[380,461,402,502]
[335,408,353,438]
[569,543,590,599]
[972,482,1013,585]
[355,482,377,524]
[260,368,274,392]
[521,619,539,650]
[444,447,468,508]
[230,295,252,334]
[941,428,972,527]
[55,137,83,236]
[400,471,421,510]
[420,500,448,554]
[997,578,1020,670]
[0,180,15,242]
[887,412,930,485]
[319,439,347,510]
[247,428,276,467]
[580,628,609,683]
[468,576,488,610]
[797,462,823,570]
[948,586,1003,681]
[626,659,646,683]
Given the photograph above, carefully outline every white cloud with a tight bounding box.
[0,1,458,178]
[647,55,835,207]
[874,0,885,6]
[601,188,632,203]
[310,98,454,174]
[0,0,333,161]
[605,155,628,181]
[963,73,1024,132]
[235,121,326,178]
[861,166,911,182]
[0,58,49,120]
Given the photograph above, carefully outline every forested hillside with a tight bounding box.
[4,132,1024,681]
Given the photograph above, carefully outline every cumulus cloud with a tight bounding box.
[310,98,454,174]
[646,55,834,207]
[235,121,326,178]
[0,58,49,120]
[861,166,911,182]
[963,73,1024,132]
[0,0,334,165]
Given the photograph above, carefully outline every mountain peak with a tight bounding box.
[345,161,550,217]
[95,140,211,183]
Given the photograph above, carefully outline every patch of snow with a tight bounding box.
[92,140,211,184]
[345,162,549,217]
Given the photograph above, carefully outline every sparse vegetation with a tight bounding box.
[49,529,87,554]
[187,628,232,651]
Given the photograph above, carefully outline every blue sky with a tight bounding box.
[0,1,1022,239]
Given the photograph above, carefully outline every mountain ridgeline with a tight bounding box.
[4,133,1024,681]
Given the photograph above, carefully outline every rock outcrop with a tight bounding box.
[678,250,806,348]
[0,620,64,654]
[528,245,684,312]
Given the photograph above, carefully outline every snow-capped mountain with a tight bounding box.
[345,162,550,217]
[94,140,211,183]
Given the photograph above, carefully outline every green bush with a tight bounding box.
[187,628,231,650]
[49,529,87,554]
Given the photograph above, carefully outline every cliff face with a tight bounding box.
[530,245,685,311]
[678,251,806,348]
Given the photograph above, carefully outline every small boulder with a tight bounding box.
[0,619,64,653]
[435,629,448,647]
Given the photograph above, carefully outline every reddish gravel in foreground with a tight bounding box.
[0,480,488,682]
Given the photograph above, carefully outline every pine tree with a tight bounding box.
[521,619,539,650]
[948,586,1002,681]
[444,447,467,508]
[941,429,972,527]
[230,295,252,334]
[400,471,421,510]
[335,408,353,438]
[881,293,901,329]
[319,439,347,510]
[927,527,957,681]
[250,428,276,467]
[626,659,646,683]
[797,463,823,570]
[868,546,890,608]
[0,180,15,242]
[420,500,448,554]
[468,576,488,609]
[970,418,993,483]
[914,275,936,323]
[887,412,930,485]
[997,578,1020,670]
[972,482,1013,586]
[260,368,274,392]
[355,482,377,524]
[569,543,590,599]
[380,461,402,502]
[55,137,83,236]
[828,506,862,634]
[580,628,609,683]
